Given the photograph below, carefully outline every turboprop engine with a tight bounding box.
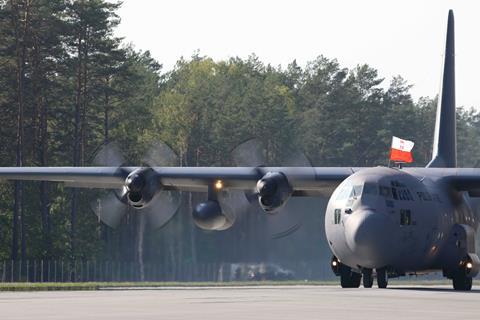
[256,172,293,213]
[124,168,160,208]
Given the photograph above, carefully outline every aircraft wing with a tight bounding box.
[436,168,480,196]
[0,166,356,196]
[408,168,480,196]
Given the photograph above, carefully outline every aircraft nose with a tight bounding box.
[344,210,393,268]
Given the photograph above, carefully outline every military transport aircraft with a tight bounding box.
[0,10,479,290]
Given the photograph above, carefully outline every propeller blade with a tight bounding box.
[140,140,182,230]
[216,190,251,230]
[266,150,313,239]
[92,142,126,167]
[90,191,128,228]
[231,138,266,167]
[282,151,312,167]
[143,190,181,230]
[143,141,179,167]
[89,142,130,228]
[231,138,311,239]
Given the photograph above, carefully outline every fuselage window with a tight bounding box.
[334,209,341,224]
[400,209,412,225]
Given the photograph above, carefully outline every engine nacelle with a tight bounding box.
[256,171,292,213]
[124,168,160,208]
[192,200,232,230]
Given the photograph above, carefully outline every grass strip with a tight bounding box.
[0,280,477,291]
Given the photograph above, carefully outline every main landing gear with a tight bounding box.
[340,264,361,288]
[451,260,475,291]
[331,256,360,288]
[452,272,472,291]
[376,267,388,289]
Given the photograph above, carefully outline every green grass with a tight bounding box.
[0,281,334,291]
[0,279,477,291]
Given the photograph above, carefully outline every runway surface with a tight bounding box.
[1,285,480,320]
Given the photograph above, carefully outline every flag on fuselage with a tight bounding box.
[390,136,414,163]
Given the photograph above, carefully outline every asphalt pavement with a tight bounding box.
[1,285,479,320]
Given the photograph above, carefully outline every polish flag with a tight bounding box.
[390,136,414,163]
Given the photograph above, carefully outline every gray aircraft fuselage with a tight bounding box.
[325,166,479,276]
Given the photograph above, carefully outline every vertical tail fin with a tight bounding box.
[427,10,456,168]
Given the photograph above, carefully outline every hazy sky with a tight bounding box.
[114,0,480,108]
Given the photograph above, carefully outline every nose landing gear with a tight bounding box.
[331,256,390,289]
[362,269,373,288]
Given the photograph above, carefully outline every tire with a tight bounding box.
[376,267,388,289]
[362,269,373,288]
[452,272,472,291]
[351,272,362,288]
[340,265,361,288]
[340,265,352,288]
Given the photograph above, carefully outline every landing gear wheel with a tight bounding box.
[376,267,388,289]
[362,269,373,288]
[351,272,362,288]
[340,265,361,288]
[452,272,472,291]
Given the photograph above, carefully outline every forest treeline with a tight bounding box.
[1,0,480,273]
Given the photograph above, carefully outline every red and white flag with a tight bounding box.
[390,136,414,163]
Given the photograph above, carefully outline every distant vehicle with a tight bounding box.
[219,263,295,281]
[1,10,479,290]
[246,263,295,281]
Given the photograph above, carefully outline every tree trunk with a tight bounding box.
[71,34,83,259]
[102,78,111,257]
[10,0,30,262]
[31,22,52,259]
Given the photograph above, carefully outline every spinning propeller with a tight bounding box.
[229,138,312,239]
[90,141,181,230]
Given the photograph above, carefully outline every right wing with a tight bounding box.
[0,166,357,196]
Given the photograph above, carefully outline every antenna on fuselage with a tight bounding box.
[427,10,457,168]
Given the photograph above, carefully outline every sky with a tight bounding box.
[113,0,480,108]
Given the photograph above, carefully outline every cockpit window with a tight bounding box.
[379,185,392,198]
[336,186,352,201]
[363,183,377,195]
[350,185,363,198]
